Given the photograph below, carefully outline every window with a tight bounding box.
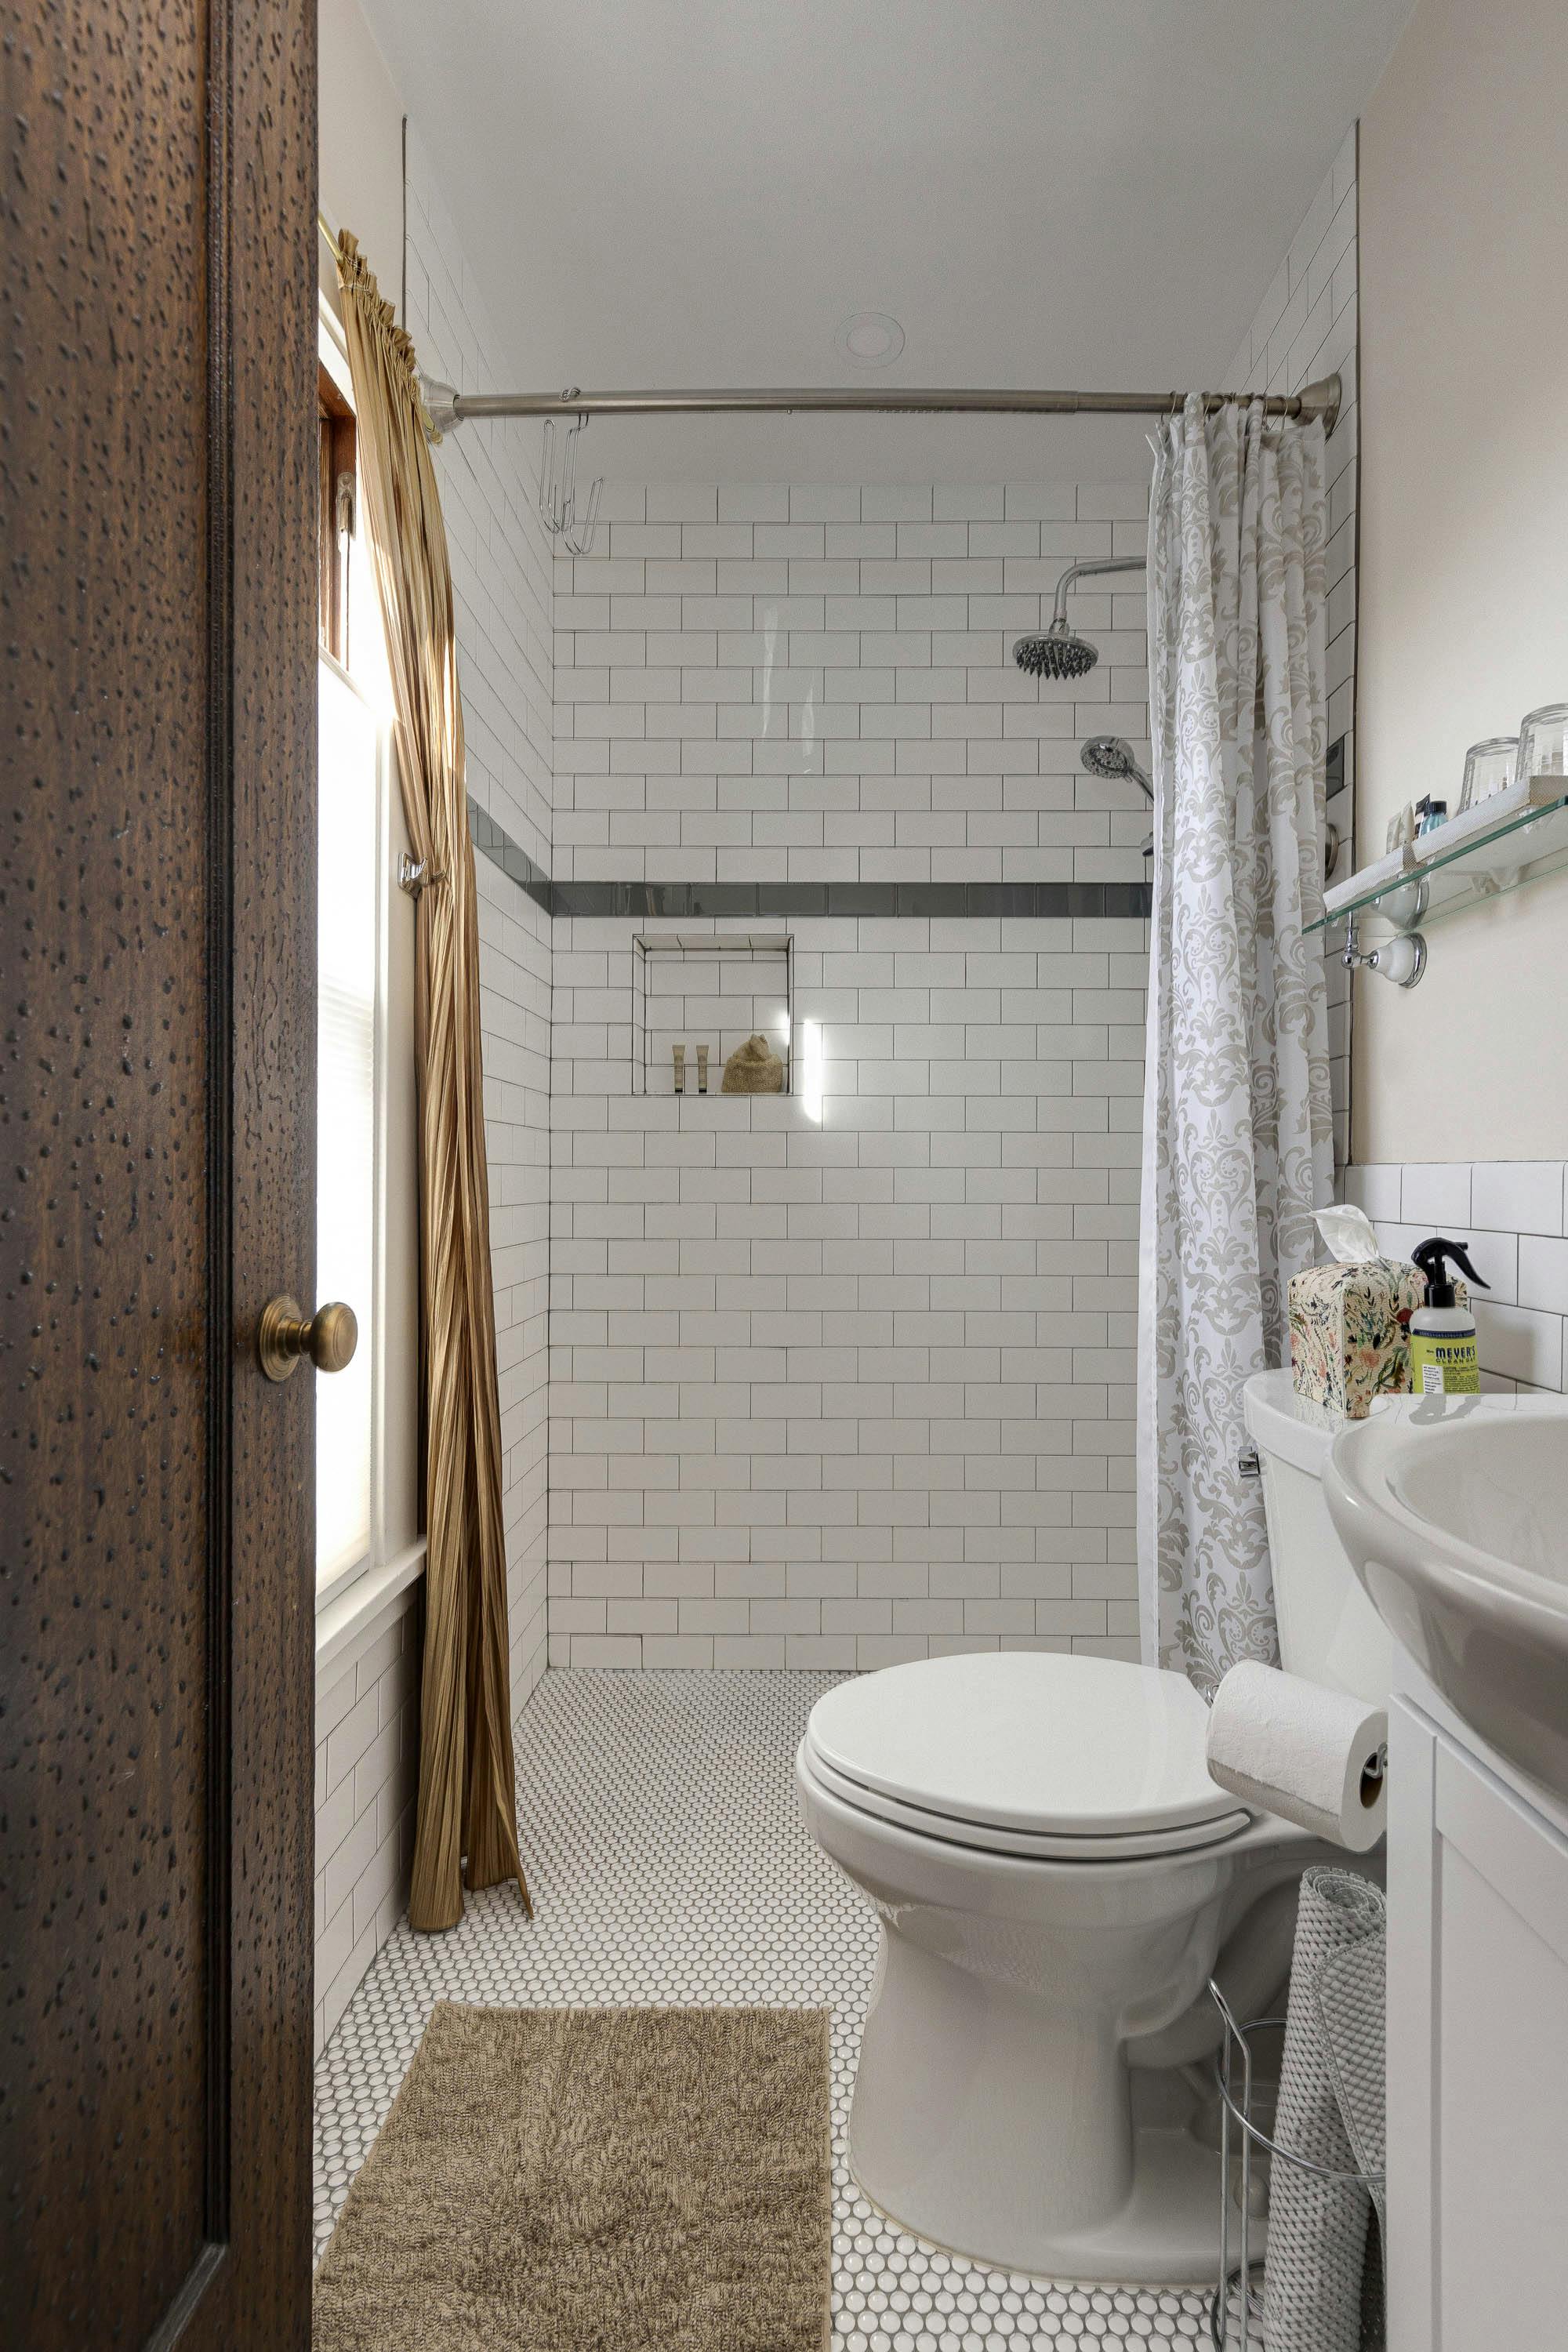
[315,299,420,1615]
[316,655,378,1587]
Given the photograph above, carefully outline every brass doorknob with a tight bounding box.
[257,1296,358,1382]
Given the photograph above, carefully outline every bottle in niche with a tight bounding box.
[672,1044,686,1094]
[696,1044,710,1094]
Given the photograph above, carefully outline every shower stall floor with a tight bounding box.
[313,1668,1210,2348]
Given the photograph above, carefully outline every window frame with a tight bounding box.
[317,364,356,666]
[312,294,424,1650]
[314,641,395,1616]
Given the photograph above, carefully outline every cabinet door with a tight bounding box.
[1388,1698,1568,2351]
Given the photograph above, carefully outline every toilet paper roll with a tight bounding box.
[1206,1661,1387,1852]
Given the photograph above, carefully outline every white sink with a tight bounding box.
[1323,1393,1568,1800]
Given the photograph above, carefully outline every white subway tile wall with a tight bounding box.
[549,466,1153,1668]
[1342,1160,1568,1394]
[549,911,1147,1671]
[550,480,1154,887]
[1224,125,1359,1171]
[313,1610,419,2056]
[314,136,554,2051]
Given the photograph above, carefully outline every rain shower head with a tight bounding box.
[1011,553,1147,681]
[1012,615,1098,681]
[1080,735,1154,802]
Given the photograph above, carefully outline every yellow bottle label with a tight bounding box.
[1410,1330,1479,1395]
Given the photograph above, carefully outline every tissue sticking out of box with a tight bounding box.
[1312,1204,1383,1264]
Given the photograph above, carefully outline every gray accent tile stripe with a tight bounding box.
[553,878,1152,920]
[470,798,1152,924]
[469,800,553,916]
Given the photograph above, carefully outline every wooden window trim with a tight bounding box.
[317,363,357,663]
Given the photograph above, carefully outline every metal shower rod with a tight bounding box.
[422,373,1342,437]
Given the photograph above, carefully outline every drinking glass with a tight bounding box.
[1457,737,1519,811]
[1515,704,1568,783]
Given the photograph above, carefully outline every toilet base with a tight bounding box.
[853,2083,1250,2288]
[797,1730,1301,2288]
[845,1915,1254,2285]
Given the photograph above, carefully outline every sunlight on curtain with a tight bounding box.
[317,657,378,1589]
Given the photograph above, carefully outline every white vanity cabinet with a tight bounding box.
[1386,1675,1568,2350]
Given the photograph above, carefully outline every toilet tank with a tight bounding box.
[1243,1368,1394,1708]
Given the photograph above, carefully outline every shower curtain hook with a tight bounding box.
[537,389,603,557]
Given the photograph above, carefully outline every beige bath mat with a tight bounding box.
[312,2002,833,2351]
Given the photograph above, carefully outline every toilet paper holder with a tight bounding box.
[1210,1980,1385,2350]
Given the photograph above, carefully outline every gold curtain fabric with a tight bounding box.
[336,231,529,1931]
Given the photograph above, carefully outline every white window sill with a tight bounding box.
[314,1539,426,1691]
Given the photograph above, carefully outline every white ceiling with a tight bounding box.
[362,0,1411,481]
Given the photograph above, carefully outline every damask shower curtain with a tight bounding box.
[1138,394,1334,1696]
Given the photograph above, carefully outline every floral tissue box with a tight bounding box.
[1287,1256,1455,1418]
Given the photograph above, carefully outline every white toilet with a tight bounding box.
[797,1367,1392,2282]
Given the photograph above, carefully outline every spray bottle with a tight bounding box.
[1409,1238,1489,1396]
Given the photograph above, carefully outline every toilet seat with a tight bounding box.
[802,1650,1250,1862]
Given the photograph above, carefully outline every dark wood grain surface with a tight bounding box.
[207,0,319,2339]
[0,4,317,2344]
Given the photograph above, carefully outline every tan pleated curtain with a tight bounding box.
[336,231,529,1931]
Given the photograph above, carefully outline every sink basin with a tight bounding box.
[1324,1393,1568,1800]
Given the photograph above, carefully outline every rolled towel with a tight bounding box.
[1207,1661,1388,1852]
[1316,1926,1388,2229]
[1263,1867,1385,2352]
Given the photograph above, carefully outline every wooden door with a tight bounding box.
[1,3,318,2345]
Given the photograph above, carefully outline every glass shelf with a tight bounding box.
[1308,782,1568,938]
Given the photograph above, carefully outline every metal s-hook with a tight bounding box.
[536,390,603,556]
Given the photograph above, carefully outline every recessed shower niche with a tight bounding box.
[631,932,794,1097]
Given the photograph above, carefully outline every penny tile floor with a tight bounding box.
[314,1669,1210,2347]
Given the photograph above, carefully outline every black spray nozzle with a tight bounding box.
[1411,1236,1490,1310]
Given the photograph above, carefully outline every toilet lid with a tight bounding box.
[804,1651,1244,1846]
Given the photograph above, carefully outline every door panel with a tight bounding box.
[0,4,317,2346]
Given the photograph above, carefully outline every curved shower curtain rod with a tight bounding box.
[418,374,1343,438]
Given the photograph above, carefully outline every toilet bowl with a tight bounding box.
[798,1367,1388,2281]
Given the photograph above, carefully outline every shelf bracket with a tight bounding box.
[1341,914,1426,989]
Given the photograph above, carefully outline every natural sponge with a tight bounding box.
[721,1033,786,1094]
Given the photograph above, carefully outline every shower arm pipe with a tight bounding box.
[421,374,1342,438]
[1050,555,1146,626]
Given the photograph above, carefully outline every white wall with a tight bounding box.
[318,0,404,308]
[1355,0,1568,1163]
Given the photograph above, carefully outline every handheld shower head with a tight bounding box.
[1011,553,1145,681]
[1080,735,1154,802]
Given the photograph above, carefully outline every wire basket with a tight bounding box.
[1208,1979,1385,2351]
